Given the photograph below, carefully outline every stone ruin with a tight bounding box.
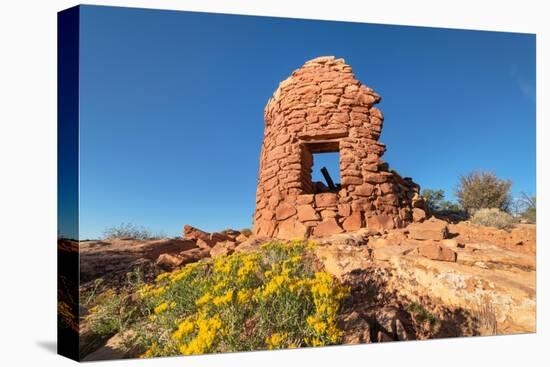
[253,56,425,239]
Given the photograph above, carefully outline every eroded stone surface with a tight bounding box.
[314,221,536,334]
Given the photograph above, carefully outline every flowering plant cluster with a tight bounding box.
[89,240,350,357]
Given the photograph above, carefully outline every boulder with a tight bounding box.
[412,208,427,222]
[338,311,372,344]
[235,233,249,243]
[210,241,237,258]
[179,248,209,264]
[82,331,138,361]
[210,232,232,244]
[417,242,457,262]
[183,224,211,242]
[196,238,213,250]
[155,253,183,269]
[407,218,449,240]
[234,237,266,253]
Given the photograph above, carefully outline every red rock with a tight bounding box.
[297,204,319,221]
[180,248,209,264]
[315,193,339,207]
[354,183,374,196]
[417,242,457,262]
[210,241,237,258]
[252,57,422,239]
[275,202,297,220]
[155,253,183,269]
[278,219,309,239]
[412,208,427,222]
[342,211,363,231]
[296,194,314,205]
[407,218,449,240]
[321,210,338,219]
[210,232,232,244]
[338,203,351,217]
[196,238,212,249]
[313,218,344,237]
[367,214,395,231]
[183,224,210,242]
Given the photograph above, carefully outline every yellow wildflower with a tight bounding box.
[154,302,168,314]
[155,272,170,283]
[196,292,212,307]
[237,289,253,304]
[172,319,195,340]
[265,332,287,349]
[212,290,233,306]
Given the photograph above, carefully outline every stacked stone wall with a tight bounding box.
[253,56,423,239]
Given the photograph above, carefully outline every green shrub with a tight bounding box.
[87,289,138,336]
[421,189,462,213]
[456,171,512,214]
[406,302,438,326]
[471,208,514,229]
[522,207,536,223]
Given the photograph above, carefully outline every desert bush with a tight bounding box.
[456,171,512,214]
[406,302,438,326]
[103,223,153,240]
[471,208,514,229]
[522,207,536,223]
[89,240,349,357]
[518,193,536,223]
[87,289,138,336]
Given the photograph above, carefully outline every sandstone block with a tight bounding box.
[155,253,183,269]
[315,193,339,207]
[412,208,427,223]
[342,211,363,231]
[407,218,449,240]
[183,224,210,242]
[313,218,344,237]
[210,241,237,258]
[417,242,457,262]
[296,194,314,205]
[275,202,297,221]
[338,203,351,217]
[297,204,320,221]
[367,214,395,231]
[355,183,374,196]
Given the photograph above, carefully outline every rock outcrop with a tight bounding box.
[314,222,536,334]
[253,56,424,239]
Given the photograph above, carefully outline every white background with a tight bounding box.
[0,0,547,366]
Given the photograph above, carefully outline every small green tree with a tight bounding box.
[421,189,462,213]
[421,189,445,213]
[519,192,536,223]
[455,171,512,214]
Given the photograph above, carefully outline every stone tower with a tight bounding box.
[253,56,423,239]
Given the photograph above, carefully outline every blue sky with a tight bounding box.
[77,5,535,239]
